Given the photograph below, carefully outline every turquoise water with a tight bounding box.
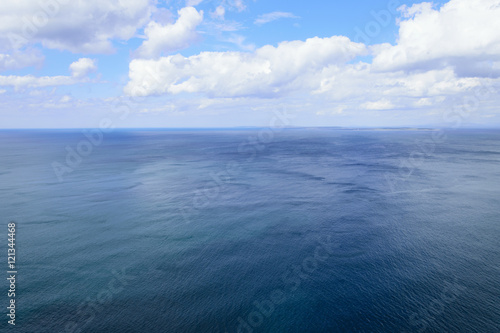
[1,129,499,332]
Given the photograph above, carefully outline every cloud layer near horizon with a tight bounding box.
[1,0,500,128]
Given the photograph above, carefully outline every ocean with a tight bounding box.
[1,128,499,332]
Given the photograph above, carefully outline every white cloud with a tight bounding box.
[0,58,97,89]
[372,0,500,76]
[121,0,500,120]
[124,49,490,117]
[0,0,154,53]
[69,58,97,78]
[211,6,225,20]
[136,7,203,59]
[3,0,500,128]
[224,34,255,51]
[0,75,76,89]
[205,20,242,32]
[0,49,44,71]
[125,36,368,97]
[230,0,246,12]
[362,99,395,110]
[316,105,345,116]
[415,98,433,107]
[378,68,481,97]
[254,12,299,25]
[59,95,72,103]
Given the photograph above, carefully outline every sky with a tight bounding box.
[0,0,499,128]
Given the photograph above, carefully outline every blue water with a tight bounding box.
[1,129,499,332]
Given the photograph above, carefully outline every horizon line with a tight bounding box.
[1,126,500,130]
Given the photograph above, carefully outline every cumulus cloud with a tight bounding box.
[372,0,500,76]
[121,0,500,118]
[124,39,489,115]
[3,0,499,126]
[0,49,44,71]
[135,7,203,59]
[0,58,97,89]
[69,58,97,78]
[125,36,368,97]
[0,0,154,53]
[254,12,299,25]
[377,68,481,97]
[313,63,483,108]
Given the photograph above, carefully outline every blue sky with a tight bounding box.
[0,0,499,128]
